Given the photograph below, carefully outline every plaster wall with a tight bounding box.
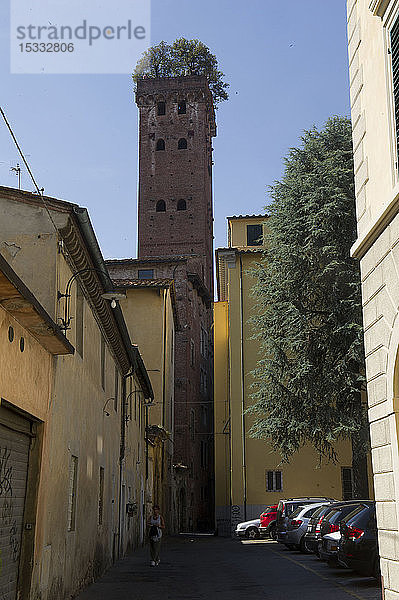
[0,306,51,421]
[0,191,149,599]
[119,286,176,530]
[214,219,355,536]
[0,193,65,319]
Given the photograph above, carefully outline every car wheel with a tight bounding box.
[246,527,260,540]
[299,536,310,554]
[269,524,277,540]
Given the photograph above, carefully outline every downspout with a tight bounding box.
[162,289,167,428]
[145,403,149,481]
[161,288,167,500]
[239,255,247,521]
[118,374,127,558]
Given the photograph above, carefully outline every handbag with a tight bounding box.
[149,525,159,538]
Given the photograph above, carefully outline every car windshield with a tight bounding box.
[286,503,303,516]
[309,505,326,522]
[303,505,322,518]
[290,506,305,519]
[326,504,361,524]
[343,504,374,528]
[263,506,275,515]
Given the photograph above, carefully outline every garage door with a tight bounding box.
[0,414,30,600]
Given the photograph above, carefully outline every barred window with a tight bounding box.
[266,470,283,492]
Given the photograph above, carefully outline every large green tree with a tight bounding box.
[133,38,229,105]
[249,116,369,497]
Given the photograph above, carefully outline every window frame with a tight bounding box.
[178,100,187,114]
[138,269,154,280]
[385,10,399,184]
[157,101,166,116]
[266,469,283,492]
[247,223,263,246]
[156,138,165,151]
[67,455,79,531]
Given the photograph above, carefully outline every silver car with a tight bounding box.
[285,503,328,551]
[235,518,260,539]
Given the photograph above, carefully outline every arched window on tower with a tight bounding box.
[178,100,186,114]
[156,139,165,151]
[178,138,187,150]
[157,101,166,116]
[177,199,187,211]
[156,200,166,212]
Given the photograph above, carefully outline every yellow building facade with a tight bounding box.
[214,216,356,536]
[105,267,177,532]
[346,1,399,595]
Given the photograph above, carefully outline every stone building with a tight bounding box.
[108,75,216,531]
[0,186,154,599]
[346,1,399,595]
[214,215,359,536]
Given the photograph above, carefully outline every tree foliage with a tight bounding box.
[249,116,368,465]
[133,38,229,105]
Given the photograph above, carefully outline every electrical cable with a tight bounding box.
[0,105,63,242]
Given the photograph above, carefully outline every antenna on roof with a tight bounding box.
[10,163,21,189]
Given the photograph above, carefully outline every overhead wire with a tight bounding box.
[0,105,64,242]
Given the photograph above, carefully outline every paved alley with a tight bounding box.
[75,537,382,600]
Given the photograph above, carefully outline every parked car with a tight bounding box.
[317,501,371,558]
[285,503,328,552]
[338,502,379,578]
[276,497,335,547]
[235,518,261,539]
[259,504,278,539]
[319,531,341,564]
[303,504,336,555]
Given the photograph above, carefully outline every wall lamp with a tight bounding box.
[125,390,154,423]
[103,397,116,417]
[57,268,126,334]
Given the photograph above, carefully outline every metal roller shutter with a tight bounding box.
[0,420,30,600]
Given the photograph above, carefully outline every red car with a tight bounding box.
[259,505,278,539]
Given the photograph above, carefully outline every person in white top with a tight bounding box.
[147,504,165,566]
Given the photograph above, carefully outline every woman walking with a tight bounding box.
[147,504,165,566]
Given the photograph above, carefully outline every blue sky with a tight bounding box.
[0,0,350,258]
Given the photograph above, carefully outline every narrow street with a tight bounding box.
[76,537,382,600]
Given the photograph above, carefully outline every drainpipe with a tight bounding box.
[145,400,149,481]
[118,373,128,558]
[161,289,168,502]
[162,289,167,429]
[239,255,247,522]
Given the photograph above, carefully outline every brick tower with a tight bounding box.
[135,76,216,531]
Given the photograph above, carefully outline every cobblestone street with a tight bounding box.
[75,537,382,600]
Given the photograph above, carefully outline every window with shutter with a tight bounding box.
[341,467,354,500]
[68,456,78,531]
[391,17,399,167]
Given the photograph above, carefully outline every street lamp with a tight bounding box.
[57,268,126,334]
